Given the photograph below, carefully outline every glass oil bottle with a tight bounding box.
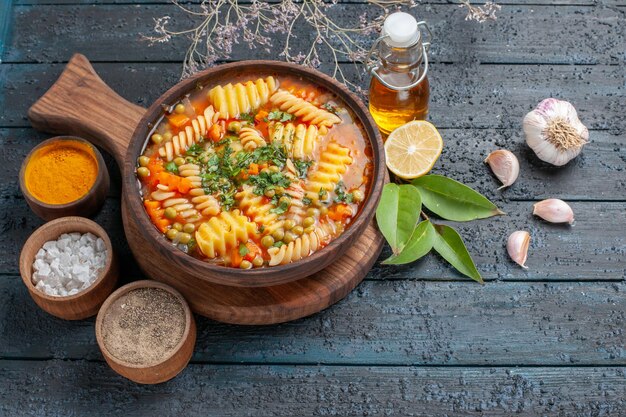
[367,12,432,136]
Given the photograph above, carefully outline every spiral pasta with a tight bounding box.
[239,127,266,151]
[286,179,306,225]
[158,106,219,161]
[305,143,353,202]
[178,163,221,217]
[268,122,321,160]
[195,210,258,258]
[236,185,284,235]
[267,226,328,266]
[209,77,278,119]
[270,90,341,127]
[149,185,200,222]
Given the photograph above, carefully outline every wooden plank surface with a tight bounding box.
[2,198,625,280]
[1,360,625,416]
[2,62,624,132]
[14,0,626,5]
[5,4,624,65]
[2,278,625,365]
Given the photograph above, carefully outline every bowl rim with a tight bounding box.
[123,60,385,285]
[18,136,108,209]
[95,279,194,369]
[19,216,115,302]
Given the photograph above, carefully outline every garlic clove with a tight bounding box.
[485,149,520,189]
[533,199,574,224]
[523,98,588,166]
[507,231,530,268]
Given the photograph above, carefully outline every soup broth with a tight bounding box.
[137,74,373,269]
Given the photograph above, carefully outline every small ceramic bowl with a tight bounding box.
[19,136,110,221]
[19,216,118,320]
[95,280,196,384]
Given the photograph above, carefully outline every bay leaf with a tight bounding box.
[432,224,483,283]
[412,175,504,222]
[382,220,434,265]
[376,183,422,254]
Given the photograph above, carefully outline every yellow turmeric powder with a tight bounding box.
[25,140,98,205]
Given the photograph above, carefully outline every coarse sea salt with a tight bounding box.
[32,232,108,297]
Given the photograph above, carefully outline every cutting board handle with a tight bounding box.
[28,54,146,166]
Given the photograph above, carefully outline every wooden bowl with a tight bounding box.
[28,55,386,292]
[95,280,196,384]
[123,61,386,288]
[19,136,110,221]
[19,216,119,320]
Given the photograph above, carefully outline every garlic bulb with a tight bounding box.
[523,98,588,166]
[507,231,530,268]
[533,199,574,224]
[485,150,520,189]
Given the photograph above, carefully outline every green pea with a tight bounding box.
[306,208,320,217]
[264,189,276,198]
[240,260,252,269]
[166,229,179,240]
[252,256,264,267]
[283,219,296,230]
[174,157,186,166]
[172,222,183,232]
[352,189,365,202]
[164,207,177,220]
[174,103,186,114]
[138,156,150,167]
[163,131,173,141]
[227,121,242,133]
[278,196,291,206]
[304,226,315,234]
[319,206,328,216]
[261,235,275,248]
[151,133,163,144]
[183,223,196,234]
[303,217,315,228]
[269,165,280,173]
[292,226,304,236]
[136,167,150,178]
[178,232,192,244]
[283,231,296,244]
[275,186,285,195]
[272,229,285,241]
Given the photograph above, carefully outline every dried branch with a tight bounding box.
[145,0,500,91]
[459,1,501,23]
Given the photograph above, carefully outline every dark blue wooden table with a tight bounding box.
[1,0,625,415]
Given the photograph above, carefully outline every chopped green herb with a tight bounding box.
[293,159,313,178]
[318,188,328,200]
[251,143,287,169]
[269,200,289,215]
[302,197,312,206]
[249,171,292,196]
[334,181,354,204]
[239,113,255,123]
[238,243,249,257]
[273,241,285,248]
[165,161,179,174]
[322,103,338,114]
[185,143,203,157]
[268,110,295,122]
[259,225,266,233]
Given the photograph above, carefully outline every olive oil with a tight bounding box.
[369,71,429,136]
[367,12,431,137]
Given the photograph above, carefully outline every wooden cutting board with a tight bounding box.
[28,54,384,325]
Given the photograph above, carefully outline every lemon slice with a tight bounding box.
[384,120,443,179]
